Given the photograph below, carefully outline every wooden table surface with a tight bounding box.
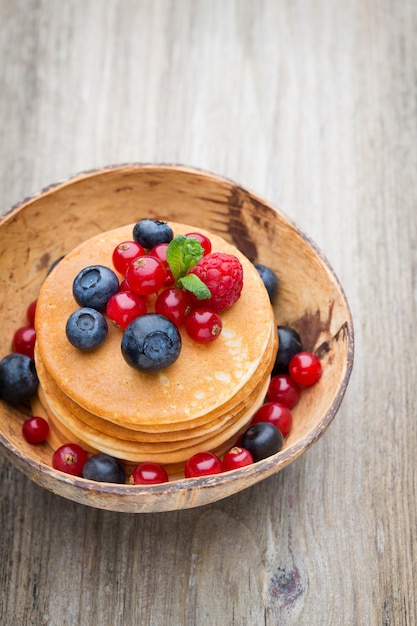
[1,1,416,624]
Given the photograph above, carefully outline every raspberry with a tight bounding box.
[188,252,243,313]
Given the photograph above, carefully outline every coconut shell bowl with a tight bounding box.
[0,164,354,513]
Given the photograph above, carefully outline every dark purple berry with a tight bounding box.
[253,262,279,301]
[72,265,119,311]
[121,313,182,373]
[133,219,173,249]
[240,422,283,462]
[0,353,38,405]
[272,326,303,376]
[82,453,126,483]
[66,307,108,350]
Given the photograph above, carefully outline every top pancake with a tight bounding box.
[35,222,275,425]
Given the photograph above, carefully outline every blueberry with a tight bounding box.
[272,326,303,376]
[72,265,119,311]
[241,422,283,462]
[0,353,38,405]
[66,307,108,350]
[121,313,182,373]
[253,262,279,301]
[82,453,126,483]
[133,219,173,249]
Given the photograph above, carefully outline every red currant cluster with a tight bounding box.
[107,230,243,344]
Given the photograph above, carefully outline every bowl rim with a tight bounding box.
[0,162,354,511]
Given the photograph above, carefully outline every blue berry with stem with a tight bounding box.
[133,219,173,249]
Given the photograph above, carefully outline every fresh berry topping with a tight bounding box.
[184,452,223,478]
[240,422,283,462]
[106,291,147,329]
[52,443,88,476]
[185,308,222,343]
[267,374,300,408]
[26,300,37,326]
[12,326,36,360]
[22,416,49,444]
[131,462,169,485]
[121,313,182,372]
[0,353,38,405]
[186,232,212,256]
[112,241,146,275]
[125,256,166,295]
[165,235,207,297]
[133,219,173,249]
[148,243,175,286]
[119,278,131,292]
[253,262,279,301]
[272,326,303,376]
[222,446,254,471]
[66,308,108,350]
[155,287,192,325]
[72,265,119,311]
[289,351,322,386]
[251,402,293,437]
[188,252,243,312]
[82,453,126,483]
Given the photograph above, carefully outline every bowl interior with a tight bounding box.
[0,164,354,512]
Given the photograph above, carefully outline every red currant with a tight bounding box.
[26,300,37,326]
[12,326,36,360]
[52,443,88,476]
[22,416,49,444]
[184,452,223,478]
[267,374,300,408]
[155,288,192,325]
[148,243,175,286]
[289,351,322,386]
[131,462,169,485]
[119,278,131,292]
[112,241,146,275]
[106,291,147,329]
[185,308,222,343]
[251,402,293,437]
[126,256,167,295]
[186,232,212,256]
[222,446,253,471]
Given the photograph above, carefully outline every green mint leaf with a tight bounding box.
[179,274,212,300]
[166,234,204,282]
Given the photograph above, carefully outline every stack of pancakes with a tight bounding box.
[33,222,277,477]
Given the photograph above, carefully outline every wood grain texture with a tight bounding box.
[0,0,416,624]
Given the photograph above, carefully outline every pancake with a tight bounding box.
[34,220,278,475]
[35,347,275,444]
[35,223,275,425]
[31,393,98,454]
[36,378,270,464]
